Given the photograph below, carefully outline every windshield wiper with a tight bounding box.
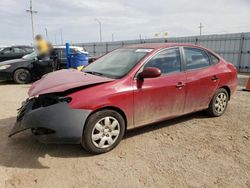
[84,71,104,76]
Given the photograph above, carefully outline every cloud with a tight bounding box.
[0,0,250,45]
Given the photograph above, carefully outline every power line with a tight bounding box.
[26,0,38,43]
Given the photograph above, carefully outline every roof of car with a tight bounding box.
[2,45,33,48]
[125,43,202,49]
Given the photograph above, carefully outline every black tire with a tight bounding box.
[13,69,31,84]
[81,110,125,154]
[206,88,229,117]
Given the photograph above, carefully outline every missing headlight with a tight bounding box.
[32,94,72,110]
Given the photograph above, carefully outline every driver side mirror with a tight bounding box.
[139,67,161,79]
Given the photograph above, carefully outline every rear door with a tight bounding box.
[182,47,219,113]
[133,48,186,127]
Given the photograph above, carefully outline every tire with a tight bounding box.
[81,110,125,154]
[13,69,31,84]
[207,88,229,117]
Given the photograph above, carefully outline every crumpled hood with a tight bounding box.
[28,69,114,97]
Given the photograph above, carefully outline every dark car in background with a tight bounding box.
[0,46,85,84]
[0,45,34,62]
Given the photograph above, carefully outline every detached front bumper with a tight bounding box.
[9,98,92,144]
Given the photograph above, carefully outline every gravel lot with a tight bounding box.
[0,80,249,188]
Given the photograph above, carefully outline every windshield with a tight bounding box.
[84,48,151,79]
[22,52,37,60]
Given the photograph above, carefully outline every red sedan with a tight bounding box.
[9,43,238,154]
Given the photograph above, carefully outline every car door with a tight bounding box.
[133,48,186,127]
[182,47,220,113]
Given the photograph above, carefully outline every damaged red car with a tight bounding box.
[9,43,238,154]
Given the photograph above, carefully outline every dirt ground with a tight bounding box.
[0,81,249,188]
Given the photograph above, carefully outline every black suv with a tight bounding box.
[0,46,87,84]
[0,46,34,62]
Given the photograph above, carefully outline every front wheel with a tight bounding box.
[81,110,125,154]
[207,88,229,117]
[13,69,31,84]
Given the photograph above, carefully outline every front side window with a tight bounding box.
[25,48,34,53]
[13,47,25,54]
[184,48,210,70]
[144,48,181,74]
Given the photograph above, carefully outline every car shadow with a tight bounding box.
[0,80,15,85]
[124,111,208,139]
[0,80,33,86]
[0,112,209,169]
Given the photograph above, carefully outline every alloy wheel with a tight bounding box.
[91,116,120,149]
[214,93,227,114]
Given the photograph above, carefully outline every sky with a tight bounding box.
[0,0,250,45]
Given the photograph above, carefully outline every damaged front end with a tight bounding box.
[9,93,92,144]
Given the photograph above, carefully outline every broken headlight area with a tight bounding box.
[16,94,72,122]
[32,94,72,110]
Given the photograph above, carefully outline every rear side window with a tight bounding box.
[184,48,210,70]
[144,48,181,74]
[2,48,12,54]
[208,52,220,64]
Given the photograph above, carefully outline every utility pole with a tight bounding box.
[199,23,204,36]
[26,0,38,43]
[95,19,102,42]
[60,29,64,45]
[139,34,142,41]
[45,28,49,40]
[54,35,57,45]
[112,33,114,42]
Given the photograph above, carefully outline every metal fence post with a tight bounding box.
[93,43,96,57]
[65,43,70,68]
[195,37,198,45]
[106,43,108,53]
[237,33,245,70]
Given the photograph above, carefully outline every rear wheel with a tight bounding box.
[207,88,229,117]
[13,69,31,84]
[81,110,125,154]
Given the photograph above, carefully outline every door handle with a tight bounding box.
[211,75,219,81]
[176,82,185,89]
